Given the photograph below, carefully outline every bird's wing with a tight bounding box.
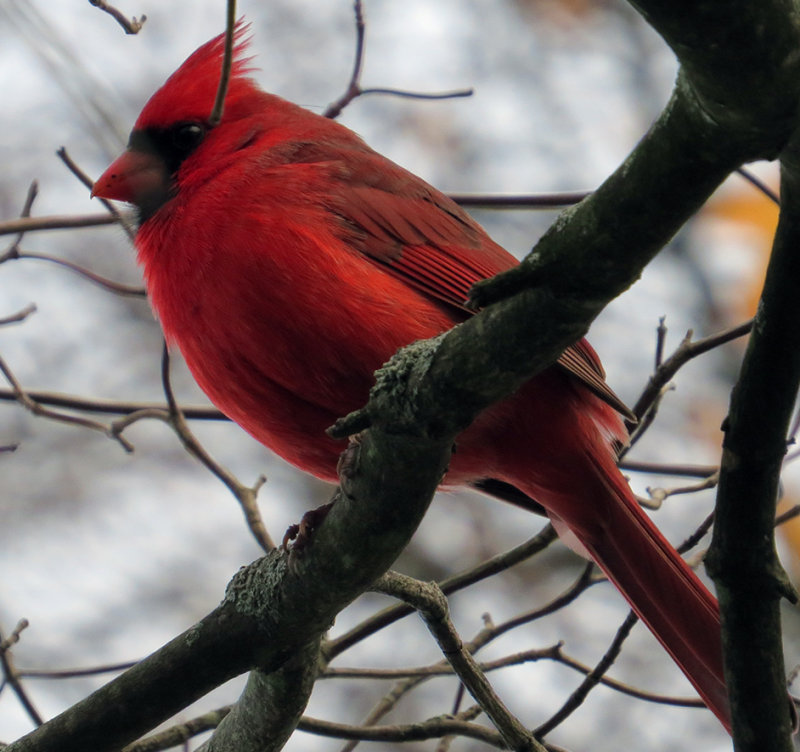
[291,141,633,420]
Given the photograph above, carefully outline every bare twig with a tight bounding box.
[208,0,237,127]
[0,388,222,420]
[58,147,136,240]
[0,249,145,297]
[299,711,504,747]
[0,304,36,327]
[0,620,29,653]
[624,384,673,451]
[647,471,720,507]
[0,353,134,452]
[631,319,754,422]
[535,611,639,737]
[775,505,800,527]
[434,706,483,752]
[56,147,102,191]
[0,620,43,728]
[335,673,428,752]
[551,643,705,709]
[124,704,503,752]
[655,315,667,369]
[122,706,232,752]
[19,662,137,680]
[676,511,716,555]
[326,524,558,659]
[150,343,274,551]
[4,181,39,257]
[737,166,780,205]
[328,535,569,752]
[622,318,754,451]
[323,0,367,119]
[375,571,541,751]
[360,85,473,101]
[619,459,719,478]
[486,562,595,640]
[324,1,473,119]
[0,213,118,237]
[450,192,590,209]
[324,644,705,707]
[87,0,146,35]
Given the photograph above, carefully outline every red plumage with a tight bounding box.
[93,28,730,731]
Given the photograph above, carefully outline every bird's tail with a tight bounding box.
[517,448,731,732]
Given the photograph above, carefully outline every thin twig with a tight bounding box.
[434,706,483,752]
[123,705,503,752]
[324,644,705,707]
[4,181,39,257]
[324,0,367,119]
[299,711,504,747]
[486,562,595,640]
[0,304,36,327]
[655,315,667,368]
[324,2,474,120]
[155,343,274,551]
[1,249,145,297]
[631,319,754,422]
[619,459,719,478]
[19,661,137,680]
[623,319,753,449]
[736,166,780,205]
[336,672,428,752]
[360,85,473,100]
[450,192,590,209]
[208,0,237,127]
[373,572,541,752]
[121,706,232,752]
[0,213,118,237]
[88,0,146,34]
[646,471,719,507]
[775,505,800,527]
[0,388,222,420]
[676,511,716,555]
[0,620,44,727]
[0,353,134,452]
[334,564,593,752]
[535,611,639,737]
[326,524,558,659]
[58,147,136,240]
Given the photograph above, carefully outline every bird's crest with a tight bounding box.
[135,20,255,129]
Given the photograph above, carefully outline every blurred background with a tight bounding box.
[0,1,791,750]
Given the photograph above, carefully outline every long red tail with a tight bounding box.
[519,448,730,731]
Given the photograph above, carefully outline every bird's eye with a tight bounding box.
[171,122,206,155]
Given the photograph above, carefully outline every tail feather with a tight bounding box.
[583,453,729,730]
[509,450,731,732]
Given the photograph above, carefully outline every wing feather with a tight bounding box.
[286,139,633,418]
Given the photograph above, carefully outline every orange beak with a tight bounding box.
[91,149,169,206]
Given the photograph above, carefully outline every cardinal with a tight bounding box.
[92,27,730,731]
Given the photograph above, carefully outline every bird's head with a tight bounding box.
[92,22,258,221]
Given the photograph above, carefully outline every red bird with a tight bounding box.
[93,29,730,731]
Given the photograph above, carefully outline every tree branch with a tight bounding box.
[374,571,542,751]
[5,422,451,752]
[198,640,321,752]
[88,0,146,35]
[705,133,800,750]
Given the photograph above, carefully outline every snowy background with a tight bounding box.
[0,1,790,750]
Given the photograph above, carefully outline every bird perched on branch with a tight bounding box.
[93,26,730,731]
